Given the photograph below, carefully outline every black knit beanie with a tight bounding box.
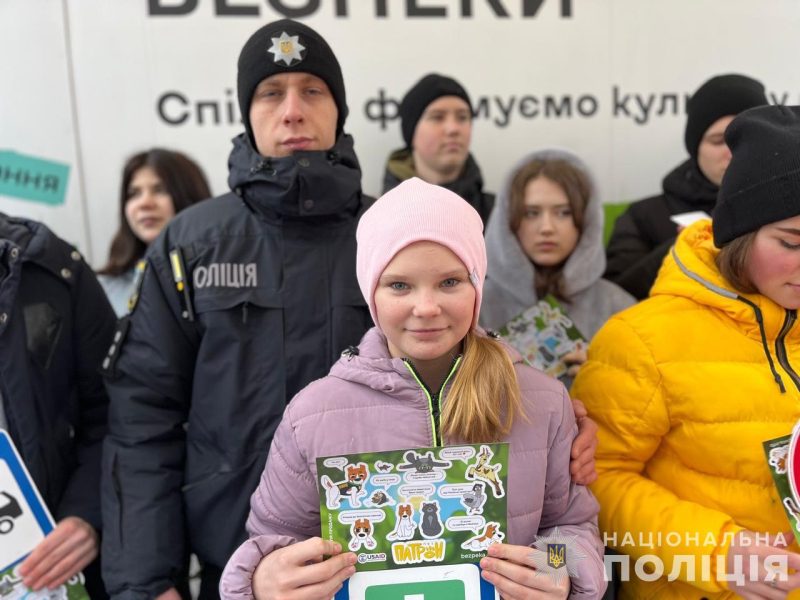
[713,104,800,247]
[684,74,767,161]
[399,74,472,148]
[237,19,348,150]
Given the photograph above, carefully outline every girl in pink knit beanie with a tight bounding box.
[220,177,605,600]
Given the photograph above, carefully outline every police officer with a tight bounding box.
[101,19,598,600]
[0,213,115,598]
[100,19,373,600]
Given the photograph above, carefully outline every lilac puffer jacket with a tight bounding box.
[220,328,605,598]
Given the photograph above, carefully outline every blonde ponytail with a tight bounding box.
[441,331,525,443]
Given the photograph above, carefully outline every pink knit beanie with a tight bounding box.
[356,177,486,327]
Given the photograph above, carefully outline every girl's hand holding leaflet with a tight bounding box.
[480,543,570,599]
[253,537,356,600]
[563,348,588,378]
[726,530,800,599]
[19,516,98,591]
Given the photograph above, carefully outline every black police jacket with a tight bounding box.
[604,158,719,299]
[101,134,373,599]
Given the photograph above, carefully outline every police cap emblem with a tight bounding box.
[268,32,306,66]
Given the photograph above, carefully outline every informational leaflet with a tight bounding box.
[317,443,509,600]
[497,295,586,379]
[0,431,89,600]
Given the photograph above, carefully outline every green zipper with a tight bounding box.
[403,355,462,447]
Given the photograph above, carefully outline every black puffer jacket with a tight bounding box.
[604,158,718,299]
[382,148,494,226]
[101,134,373,599]
[0,214,114,597]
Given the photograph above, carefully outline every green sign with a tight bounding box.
[0,150,70,206]
[364,579,466,600]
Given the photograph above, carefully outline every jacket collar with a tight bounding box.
[661,158,719,211]
[652,220,795,341]
[226,133,364,223]
[382,148,489,209]
[654,220,799,392]
[0,214,77,284]
[329,327,521,396]
[330,328,427,399]
[443,154,489,208]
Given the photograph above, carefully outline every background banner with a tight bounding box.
[2,0,799,264]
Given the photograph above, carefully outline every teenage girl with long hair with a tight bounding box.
[97,148,210,315]
[220,177,605,600]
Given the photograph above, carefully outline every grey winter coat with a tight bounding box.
[480,149,634,338]
[220,327,606,599]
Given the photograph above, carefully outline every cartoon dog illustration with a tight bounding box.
[367,490,396,507]
[386,503,417,541]
[784,496,800,529]
[460,482,487,515]
[321,463,369,509]
[348,518,377,551]
[461,522,505,551]
[769,445,789,474]
[465,445,504,497]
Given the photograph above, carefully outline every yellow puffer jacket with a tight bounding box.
[573,220,800,599]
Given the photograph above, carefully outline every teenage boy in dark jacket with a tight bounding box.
[605,74,767,299]
[382,73,494,226]
[0,213,115,599]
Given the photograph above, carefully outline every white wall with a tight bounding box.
[1,1,90,253]
[2,0,799,265]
